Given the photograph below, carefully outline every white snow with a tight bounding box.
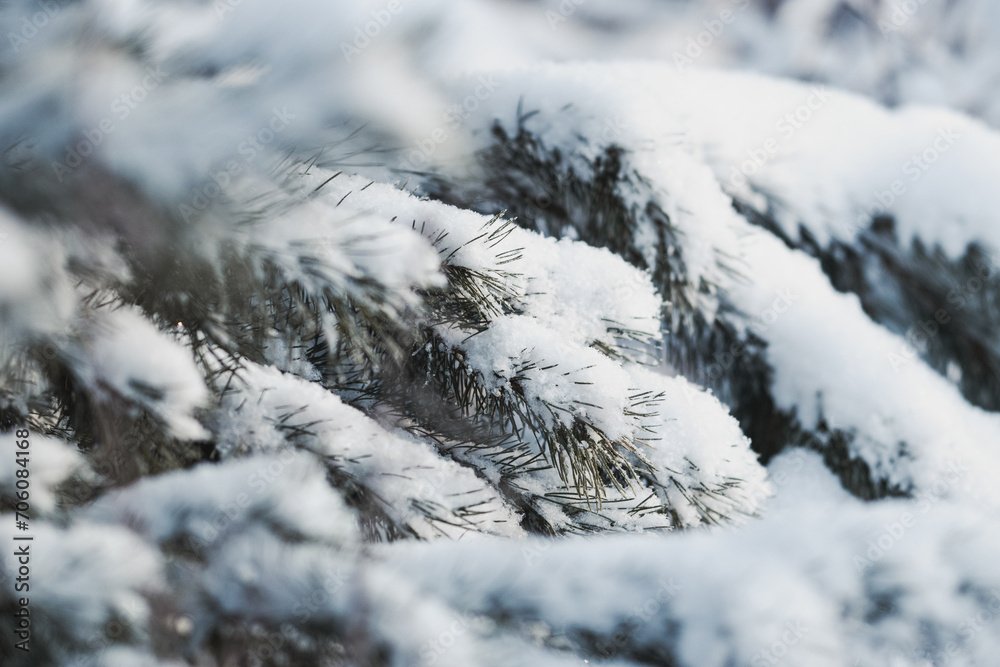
[4,3,1000,666]
[87,451,360,548]
[436,61,1000,511]
[215,362,525,540]
[308,171,768,526]
[78,307,209,440]
[0,432,86,515]
[385,450,1000,667]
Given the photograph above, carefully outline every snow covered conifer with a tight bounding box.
[2,2,1000,666]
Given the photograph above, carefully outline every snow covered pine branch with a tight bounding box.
[1,1,1000,666]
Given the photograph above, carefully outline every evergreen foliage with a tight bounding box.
[1,2,1000,666]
